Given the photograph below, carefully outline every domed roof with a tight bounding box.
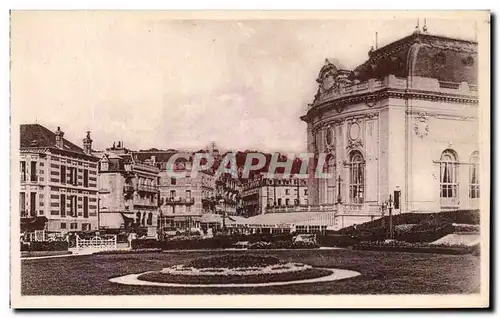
[353,32,477,84]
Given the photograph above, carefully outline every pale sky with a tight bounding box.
[11,11,479,153]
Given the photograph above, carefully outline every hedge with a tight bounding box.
[131,238,160,250]
[248,240,319,249]
[353,241,479,255]
[316,234,359,247]
[21,241,69,251]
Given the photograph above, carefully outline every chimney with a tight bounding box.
[151,155,156,163]
[83,131,93,155]
[55,126,64,148]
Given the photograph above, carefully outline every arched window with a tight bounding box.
[147,212,153,225]
[349,151,364,204]
[469,152,480,199]
[440,150,459,205]
[326,156,336,204]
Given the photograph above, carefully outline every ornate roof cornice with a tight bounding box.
[303,87,478,121]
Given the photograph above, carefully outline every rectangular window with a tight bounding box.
[60,222,67,229]
[39,193,44,207]
[68,195,78,217]
[20,192,26,217]
[83,169,89,187]
[186,190,191,199]
[70,222,78,230]
[171,178,176,185]
[20,161,26,182]
[69,167,78,185]
[30,192,36,217]
[285,189,290,195]
[277,198,282,206]
[285,198,290,206]
[304,189,308,195]
[60,165,66,183]
[83,197,89,218]
[60,194,66,217]
[170,190,176,198]
[68,167,72,185]
[30,161,37,181]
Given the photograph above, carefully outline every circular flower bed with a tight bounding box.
[136,254,333,285]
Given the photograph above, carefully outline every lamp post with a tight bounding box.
[273,179,277,207]
[219,198,227,233]
[336,175,342,203]
[388,194,394,240]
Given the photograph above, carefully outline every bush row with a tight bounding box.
[353,241,480,255]
[130,236,320,250]
[248,241,319,249]
[20,241,69,251]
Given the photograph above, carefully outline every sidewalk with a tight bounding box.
[21,246,131,260]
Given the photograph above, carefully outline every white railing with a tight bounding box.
[76,234,117,250]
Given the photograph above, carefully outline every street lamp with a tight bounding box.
[219,198,227,232]
[387,194,394,240]
[336,175,342,203]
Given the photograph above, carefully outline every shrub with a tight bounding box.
[248,241,272,249]
[186,254,284,268]
[353,240,478,255]
[20,241,69,251]
[161,236,233,250]
[131,238,160,250]
[290,241,320,249]
[317,234,359,247]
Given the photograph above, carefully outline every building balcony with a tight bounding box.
[266,204,337,213]
[21,175,39,184]
[163,196,195,205]
[136,184,159,193]
[265,202,381,215]
[310,75,478,109]
[133,203,159,210]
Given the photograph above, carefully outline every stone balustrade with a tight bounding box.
[311,75,478,108]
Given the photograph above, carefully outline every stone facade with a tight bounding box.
[242,175,308,216]
[96,143,160,235]
[301,30,479,228]
[20,125,99,233]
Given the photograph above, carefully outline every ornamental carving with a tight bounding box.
[365,112,379,119]
[365,99,378,108]
[347,139,363,151]
[325,125,334,146]
[348,122,361,141]
[414,113,429,138]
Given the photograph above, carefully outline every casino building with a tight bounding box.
[300,26,480,227]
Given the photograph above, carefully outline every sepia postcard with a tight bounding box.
[10,10,490,309]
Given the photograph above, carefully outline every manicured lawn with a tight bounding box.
[21,249,480,295]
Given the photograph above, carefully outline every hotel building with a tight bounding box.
[96,142,160,235]
[20,125,99,233]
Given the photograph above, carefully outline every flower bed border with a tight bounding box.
[353,245,475,255]
[109,268,361,288]
[138,267,331,285]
